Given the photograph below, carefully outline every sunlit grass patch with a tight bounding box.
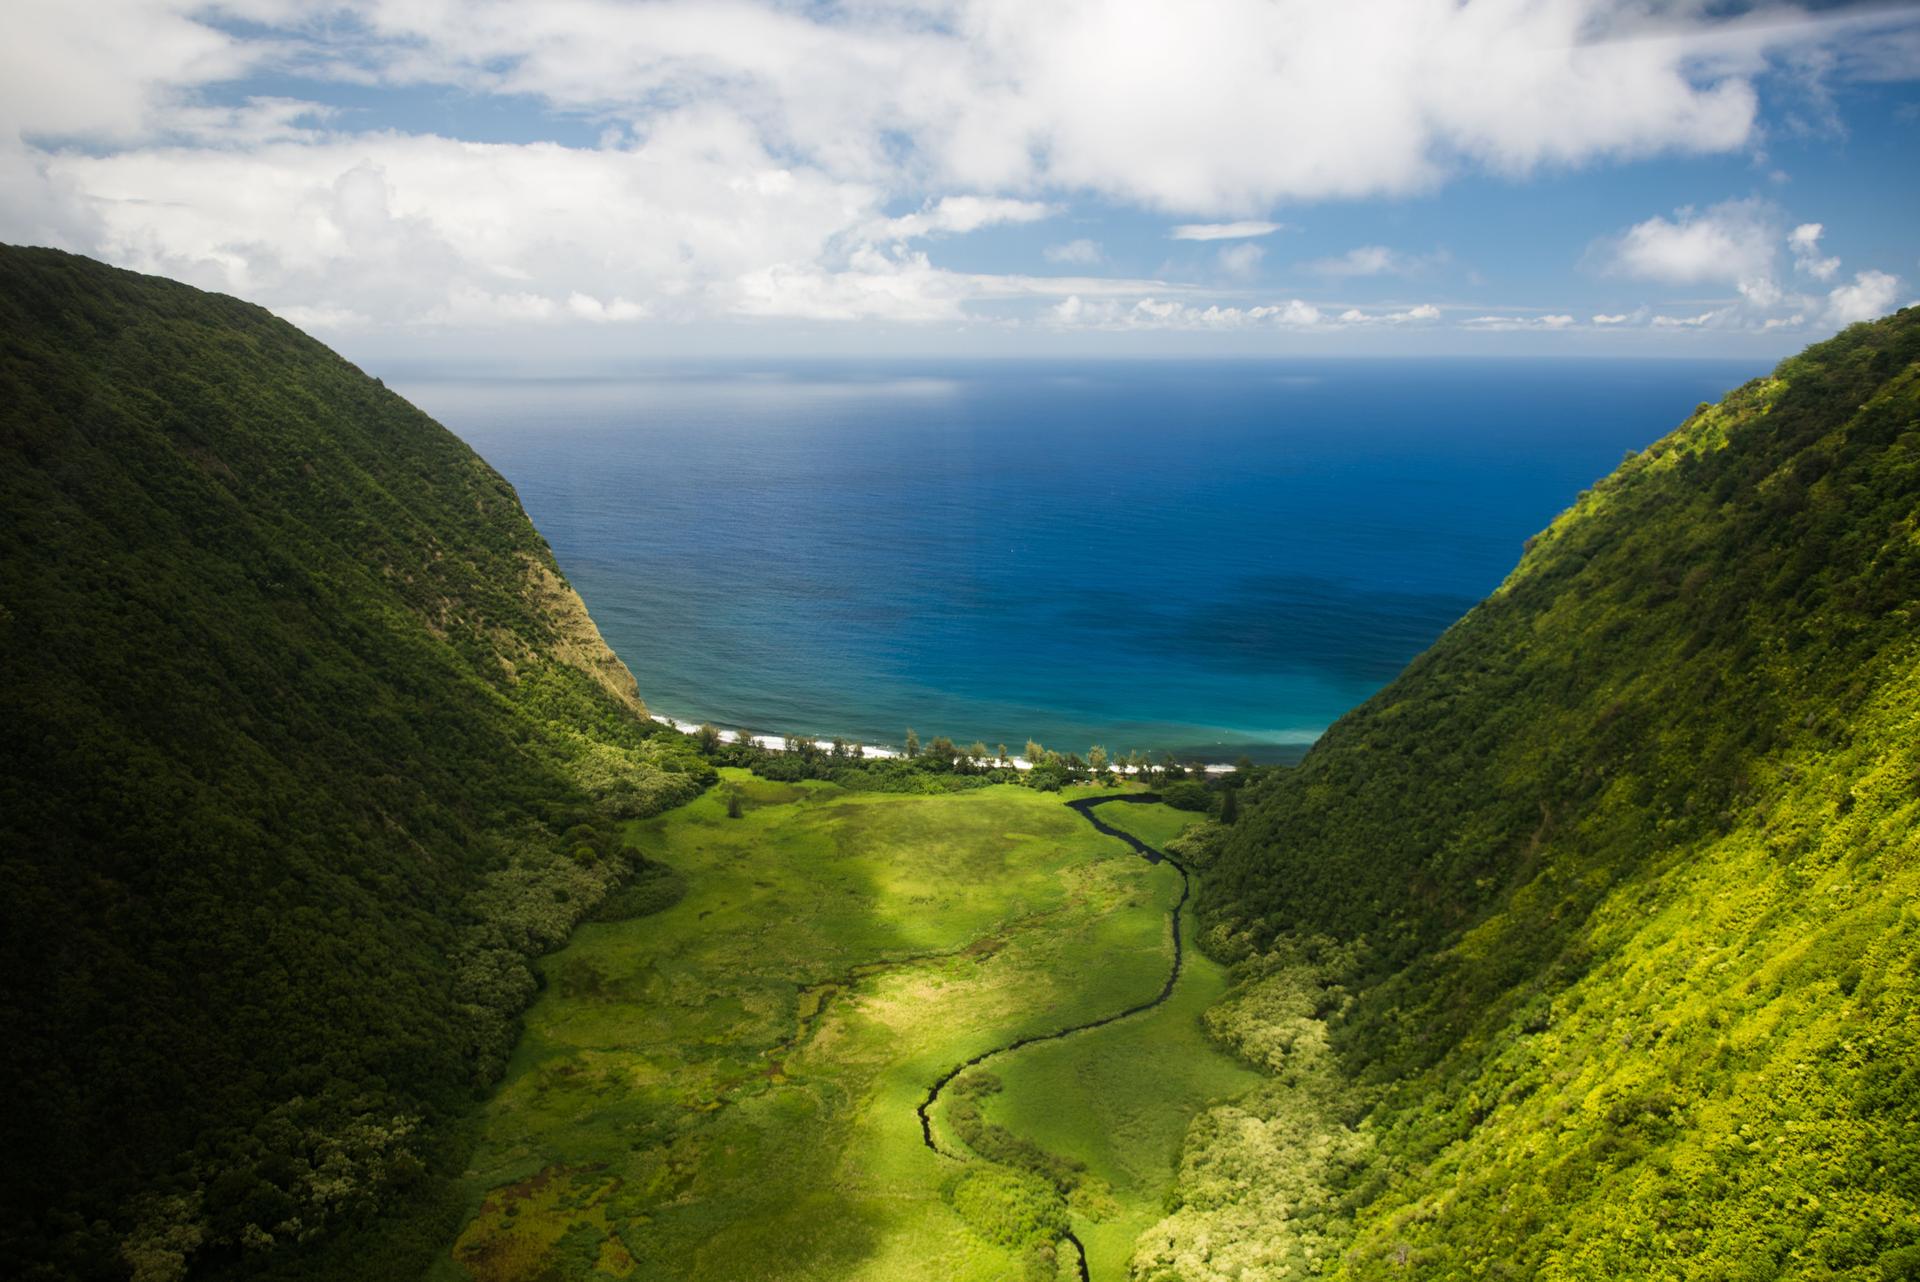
[440,780,1257,1280]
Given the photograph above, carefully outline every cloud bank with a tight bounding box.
[1,0,1915,341]
[1598,199,1906,333]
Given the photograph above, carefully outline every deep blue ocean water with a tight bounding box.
[401,358,1765,762]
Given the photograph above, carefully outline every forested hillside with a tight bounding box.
[1157,310,1920,1278]
[0,247,711,1281]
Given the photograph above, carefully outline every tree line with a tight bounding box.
[686,719,1256,818]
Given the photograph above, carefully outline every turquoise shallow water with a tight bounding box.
[402,358,1763,762]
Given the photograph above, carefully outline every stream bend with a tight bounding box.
[914,793,1191,1282]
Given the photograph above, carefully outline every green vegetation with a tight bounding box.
[712,727,1216,800]
[0,247,711,1281]
[1153,308,1920,1277]
[437,779,1255,1281]
[972,804,1261,1279]
[9,245,1913,1282]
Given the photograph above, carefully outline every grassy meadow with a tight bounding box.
[974,798,1262,1279]
[436,774,1256,1281]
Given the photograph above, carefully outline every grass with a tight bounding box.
[435,776,1257,1281]
[968,803,1263,1279]
[1087,797,1211,854]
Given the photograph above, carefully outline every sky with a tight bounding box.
[4,0,1919,366]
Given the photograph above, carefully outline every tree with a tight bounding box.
[736,728,758,751]
[1220,785,1239,825]
[726,790,744,819]
[1088,745,1108,776]
[997,744,1010,765]
[1162,780,1210,811]
[969,741,990,768]
[1025,739,1043,766]
[694,723,721,754]
[831,737,852,761]
[905,727,920,758]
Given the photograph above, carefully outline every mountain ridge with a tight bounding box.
[0,245,710,1280]
[1152,306,1920,1279]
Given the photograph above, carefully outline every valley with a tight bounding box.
[440,777,1257,1282]
[5,247,1916,1282]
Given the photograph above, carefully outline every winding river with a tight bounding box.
[915,792,1192,1282]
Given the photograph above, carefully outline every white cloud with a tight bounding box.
[272,303,369,330]
[1465,312,1578,330]
[1597,202,1905,336]
[1044,238,1102,264]
[1307,246,1400,276]
[1605,198,1779,297]
[289,0,1919,217]
[1592,312,1630,324]
[735,249,968,322]
[50,117,891,327]
[566,291,649,322]
[4,0,1918,337]
[1170,221,1285,241]
[1789,222,1840,280]
[1050,294,1320,330]
[1217,242,1265,279]
[872,196,1058,240]
[1652,310,1722,328]
[1824,269,1902,326]
[1336,303,1441,325]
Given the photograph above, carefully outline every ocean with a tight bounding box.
[401,358,1764,762]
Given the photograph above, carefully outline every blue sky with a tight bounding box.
[3,1,1917,365]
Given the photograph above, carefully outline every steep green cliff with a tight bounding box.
[0,247,711,1280]
[1156,311,1920,1278]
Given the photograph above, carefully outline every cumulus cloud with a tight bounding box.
[1605,198,1780,303]
[1789,222,1840,280]
[1824,269,1902,326]
[1050,294,1320,330]
[48,117,890,326]
[3,0,1918,336]
[1170,221,1286,241]
[1044,238,1102,264]
[1594,200,1906,336]
[1336,304,1442,325]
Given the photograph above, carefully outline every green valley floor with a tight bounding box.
[434,774,1258,1282]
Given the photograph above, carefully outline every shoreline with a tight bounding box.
[649,713,1247,775]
